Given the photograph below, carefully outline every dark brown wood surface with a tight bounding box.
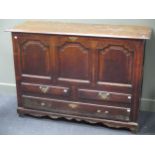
[12,32,146,132]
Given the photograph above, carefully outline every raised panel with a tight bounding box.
[57,42,91,82]
[98,45,133,84]
[20,40,51,77]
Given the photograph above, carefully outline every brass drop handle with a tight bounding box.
[69,104,78,109]
[98,92,110,100]
[39,86,49,94]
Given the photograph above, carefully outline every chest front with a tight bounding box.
[9,21,151,132]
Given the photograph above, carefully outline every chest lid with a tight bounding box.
[7,21,152,40]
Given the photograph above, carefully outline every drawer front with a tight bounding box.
[21,83,70,97]
[22,95,131,121]
[78,89,131,103]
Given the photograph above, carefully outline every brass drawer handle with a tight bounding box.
[68,37,78,42]
[69,104,78,109]
[98,92,110,100]
[39,86,49,94]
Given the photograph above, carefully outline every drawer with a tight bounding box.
[22,95,131,121]
[21,83,70,97]
[78,89,132,103]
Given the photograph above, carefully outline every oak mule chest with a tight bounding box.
[8,21,151,132]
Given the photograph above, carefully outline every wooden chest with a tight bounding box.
[8,21,151,132]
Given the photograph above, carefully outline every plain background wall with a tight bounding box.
[0,19,155,111]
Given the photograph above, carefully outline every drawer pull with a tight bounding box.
[69,104,78,109]
[97,109,102,113]
[63,89,68,93]
[98,92,110,100]
[128,96,131,100]
[68,37,78,42]
[104,110,109,114]
[127,109,131,113]
[97,110,109,114]
[41,102,46,106]
[39,86,49,94]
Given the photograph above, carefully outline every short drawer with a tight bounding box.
[22,95,131,121]
[78,89,132,103]
[21,83,70,96]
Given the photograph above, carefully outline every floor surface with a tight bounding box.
[0,94,155,135]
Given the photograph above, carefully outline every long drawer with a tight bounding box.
[22,95,131,121]
[21,83,70,97]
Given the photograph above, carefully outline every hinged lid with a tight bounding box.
[7,21,152,39]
